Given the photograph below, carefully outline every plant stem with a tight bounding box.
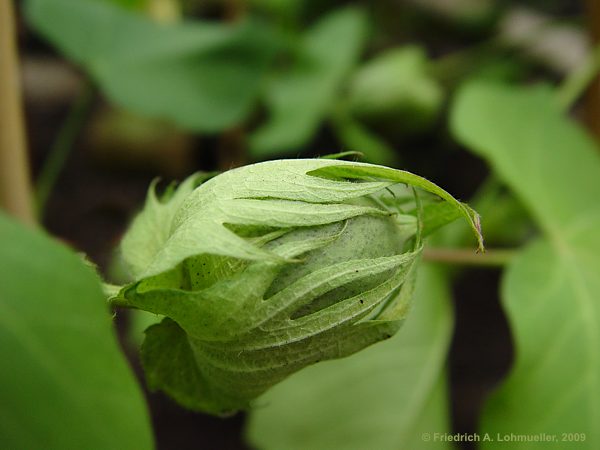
[0,0,36,226]
[35,82,95,218]
[556,44,600,112]
[423,247,516,267]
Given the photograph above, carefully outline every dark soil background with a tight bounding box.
[16,1,582,449]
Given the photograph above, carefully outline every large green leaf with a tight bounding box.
[246,264,454,450]
[25,0,276,131]
[452,82,600,448]
[249,8,367,158]
[0,213,153,450]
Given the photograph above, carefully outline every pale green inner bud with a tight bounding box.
[265,214,407,318]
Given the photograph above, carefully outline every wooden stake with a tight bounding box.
[0,0,35,225]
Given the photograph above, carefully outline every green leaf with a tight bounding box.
[99,0,147,10]
[347,46,444,135]
[331,109,399,166]
[248,0,303,22]
[246,264,454,450]
[452,82,600,448]
[249,8,367,158]
[25,0,276,132]
[0,213,153,450]
[466,181,533,247]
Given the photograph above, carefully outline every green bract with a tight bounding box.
[112,159,482,415]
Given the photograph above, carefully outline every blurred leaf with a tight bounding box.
[99,0,148,10]
[249,7,367,159]
[331,110,398,166]
[246,264,454,450]
[145,0,181,22]
[405,0,498,29]
[475,191,533,246]
[348,46,444,135]
[26,0,276,131]
[0,213,153,450]
[497,7,587,76]
[434,178,534,251]
[467,57,528,84]
[452,82,600,448]
[87,107,194,176]
[249,0,303,22]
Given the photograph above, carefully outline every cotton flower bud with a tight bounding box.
[113,159,482,415]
